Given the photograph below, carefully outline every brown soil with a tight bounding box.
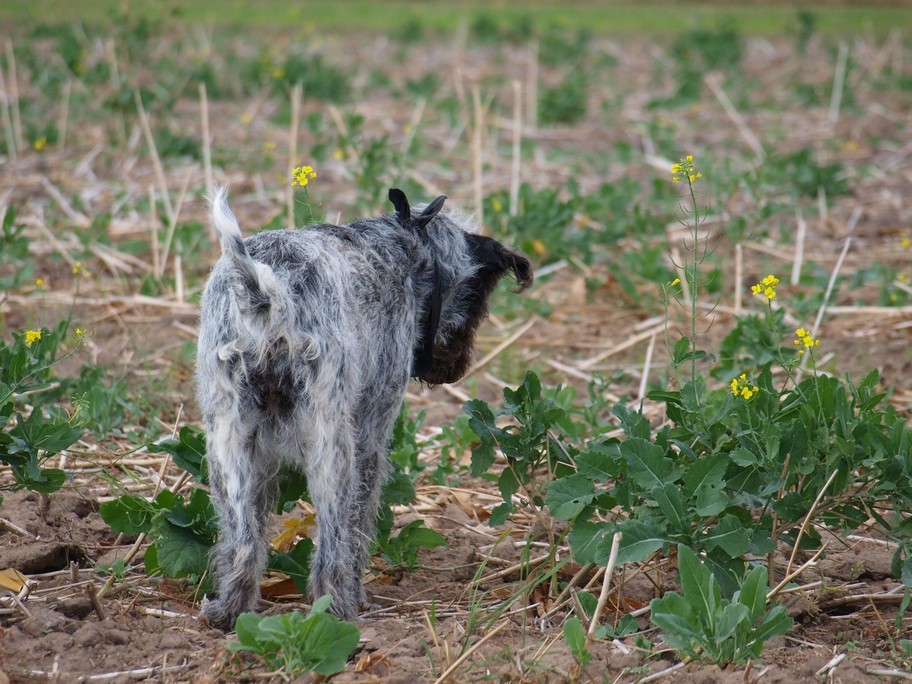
[1,15,911,684]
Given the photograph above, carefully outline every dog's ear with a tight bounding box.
[388,188,411,225]
[413,195,447,231]
[502,248,534,293]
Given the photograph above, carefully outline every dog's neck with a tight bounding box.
[412,260,442,378]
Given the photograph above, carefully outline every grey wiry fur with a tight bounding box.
[197,187,532,629]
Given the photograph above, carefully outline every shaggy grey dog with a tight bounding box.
[196,187,532,629]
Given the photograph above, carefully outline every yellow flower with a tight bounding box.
[902,237,911,249]
[491,197,503,213]
[794,327,820,348]
[671,154,701,185]
[74,328,86,339]
[35,277,45,289]
[240,112,253,126]
[270,66,286,80]
[25,330,42,347]
[333,148,345,161]
[72,261,89,277]
[731,373,759,400]
[531,239,548,257]
[751,274,779,302]
[291,165,317,187]
[33,136,47,151]
[670,278,681,287]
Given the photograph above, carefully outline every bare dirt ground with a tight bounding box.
[0,16,911,684]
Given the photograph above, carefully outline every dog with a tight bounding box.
[196,187,533,629]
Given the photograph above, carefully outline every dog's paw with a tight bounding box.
[200,597,238,631]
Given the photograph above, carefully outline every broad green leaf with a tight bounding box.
[621,437,680,490]
[694,483,729,517]
[300,613,361,675]
[568,520,611,564]
[228,612,268,652]
[575,445,620,481]
[99,494,158,535]
[752,605,793,643]
[736,565,769,622]
[652,483,686,533]
[150,425,208,484]
[677,545,718,619]
[544,474,596,521]
[682,452,728,495]
[715,602,749,641]
[728,447,757,467]
[562,616,591,667]
[704,515,751,558]
[615,520,666,565]
[151,520,211,580]
[268,539,314,594]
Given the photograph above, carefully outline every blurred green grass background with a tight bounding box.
[2,1,909,35]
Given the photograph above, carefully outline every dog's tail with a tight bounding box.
[209,186,278,315]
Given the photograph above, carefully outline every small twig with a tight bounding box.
[866,669,912,680]
[135,90,174,225]
[587,531,622,641]
[734,243,743,315]
[790,209,807,286]
[783,469,839,581]
[828,42,850,125]
[471,85,485,234]
[433,620,508,684]
[705,72,764,159]
[462,318,535,378]
[199,82,214,238]
[0,517,34,539]
[768,542,829,602]
[638,661,687,683]
[509,79,522,217]
[5,39,24,152]
[0,63,16,160]
[286,80,303,227]
[86,583,107,620]
[637,335,656,403]
[815,652,845,677]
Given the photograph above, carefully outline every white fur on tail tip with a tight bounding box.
[210,186,242,249]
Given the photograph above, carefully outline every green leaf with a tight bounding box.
[575,444,620,481]
[677,545,717,619]
[728,447,757,467]
[300,613,361,675]
[752,605,793,643]
[545,474,596,521]
[652,483,686,533]
[99,494,158,535]
[268,539,314,594]
[736,565,769,622]
[704,515,751,558]
[716,602,750,641]
[694,482,729,517]
[151,519,211,580]
[229,612,268,653]
[562,617,591,667]
[682,452,728,496]
[621,437,680,490]
[568,520,611,564]
[616,520,666,565]
[150,425,208,484]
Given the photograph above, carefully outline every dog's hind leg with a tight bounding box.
[201,414,274,630]
[304,406,360,620]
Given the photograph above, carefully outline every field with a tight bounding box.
[1,3,912,682]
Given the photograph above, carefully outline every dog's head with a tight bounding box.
[388,189,533,386]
